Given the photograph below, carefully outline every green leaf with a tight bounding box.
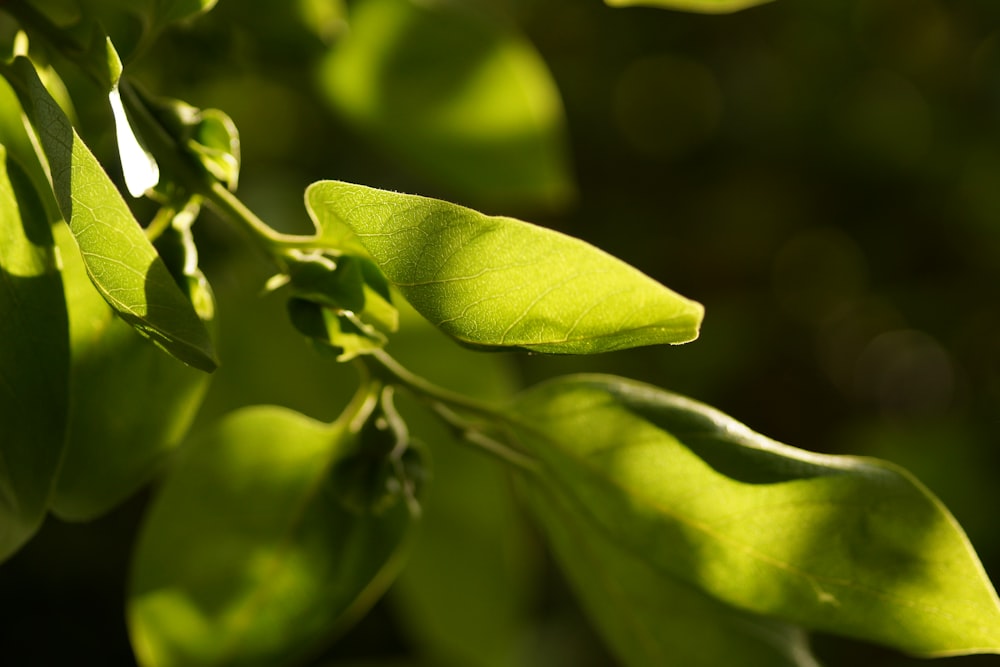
[318,0,574,209]
[306,181,703,354]
[0,144,69,561]
[49,221,211,521]
[126,84,241,192]
[605,0,774,13]
[518,478,820,667]
[3,56,218,372]
[0,73,60,225]
[507,374,1000,656]
[287,298,389,361]
[128,404,416,666]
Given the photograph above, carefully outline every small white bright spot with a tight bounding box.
[109,86,159,198]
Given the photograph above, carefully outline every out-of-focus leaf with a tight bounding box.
[49,220,211,522]
[507,374,1000,657]
[75,0,220,57]
[287,297,388,361]
[129,404,416,666]
[519,477,820,667]
[389,303,535,667]
[306,181,703,353]
[318,0,574,209]
[298,0,347,44]
[605,0,774,13]
[4,56,217,372]
[0,145,68,561]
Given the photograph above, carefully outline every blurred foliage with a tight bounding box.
[3,0,1000,665]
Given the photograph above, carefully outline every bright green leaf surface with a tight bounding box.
[306,181,703,353]
[508,375,1000,656]
[4,57,217,372]
[129,405,415,666]
[318,0,574,209]
[0,75,61,224]
[605,0,774,13]
[0,145,69,561]
[49,222,211,521]
[519,478,820,667]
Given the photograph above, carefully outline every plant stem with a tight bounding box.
[366,349,539,472]
[115,80,295,266]
[429,401,539,473]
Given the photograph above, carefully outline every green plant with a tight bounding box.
[1,0,998,665]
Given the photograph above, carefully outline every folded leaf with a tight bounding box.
[306,181,703,354]
[0,145,69,561]
[3,56,217,372]
[507,374,1000,656]
[519,477,820,667]
[128,405,416,666]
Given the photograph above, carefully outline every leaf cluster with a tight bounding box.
[0,1,998,666]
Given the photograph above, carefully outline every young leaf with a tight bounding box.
[128,405,417,667]
[605,0,774,13]
[0,145,69,561]
[318,0,573,209]
[507,375,1000,656]
[306,181,703,354]
[49,221,211,522]
[518,478,820,667]
[3,56,218,372]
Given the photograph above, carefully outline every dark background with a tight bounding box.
[3,0,1000,665]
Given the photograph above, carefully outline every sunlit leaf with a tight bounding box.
[3,56,218,372]
[507,374,1000,656]
[519,478,820,667]
[605,0,774,13]
[318,0,574,209]
[306,181,703,354]
[49,221,211,522]
[129,405,416,666]
[0,145,68,561]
